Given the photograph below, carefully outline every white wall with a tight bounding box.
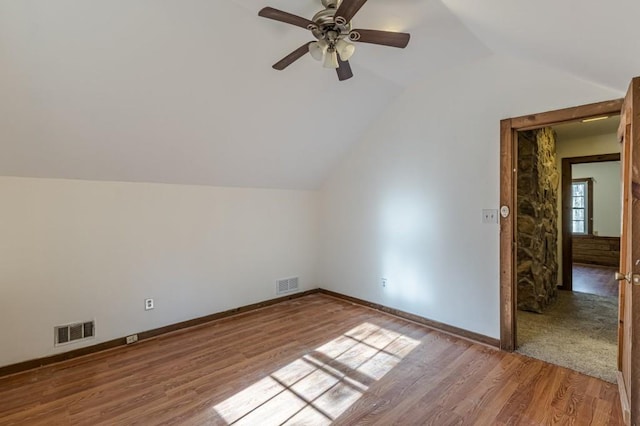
[0,177,319,367]
[572,161,621,237]
[319,54,622,339]
[555,132,621,281]
[0,55,627,366]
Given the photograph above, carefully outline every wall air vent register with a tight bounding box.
[55,321,95,346]
[276,277,299,295]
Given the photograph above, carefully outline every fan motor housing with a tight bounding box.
[311,7,351,40]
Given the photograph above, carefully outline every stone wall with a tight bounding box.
[517,128,559,313]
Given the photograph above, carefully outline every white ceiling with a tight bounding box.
[554,116,620,141]
[0,0,638,189]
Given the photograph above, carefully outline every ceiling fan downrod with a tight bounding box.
[320,0,341,9]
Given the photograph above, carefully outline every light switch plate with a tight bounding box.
[482,209,499,224]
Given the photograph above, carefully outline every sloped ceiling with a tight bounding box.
[441,0,640,91]
[0,0,637,189]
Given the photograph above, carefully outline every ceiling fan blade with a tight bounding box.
[350,29,410,48]
[334,0,368,25]
[258,7,316,30]
[273,42,313,70]
[336,58,353,81]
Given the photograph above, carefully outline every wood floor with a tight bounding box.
[0,294,623,425]
[572,263,619,297]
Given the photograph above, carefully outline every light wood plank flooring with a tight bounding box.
[0,294,623,425]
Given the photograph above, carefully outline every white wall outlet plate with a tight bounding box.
[126,334,138,344]
[145,298,154,310]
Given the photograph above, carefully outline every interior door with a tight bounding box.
[617,76,640,426]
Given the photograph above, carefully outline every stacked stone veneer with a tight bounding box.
[517,128,559,313]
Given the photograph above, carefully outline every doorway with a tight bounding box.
[498,98,623,351]
[559,150,622,292]
[512,118,621,382]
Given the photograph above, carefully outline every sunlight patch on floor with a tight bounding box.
[213,322,420,425]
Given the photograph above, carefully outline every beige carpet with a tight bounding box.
[516,290,618,383]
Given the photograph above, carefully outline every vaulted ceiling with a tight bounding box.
[1,0,638,189]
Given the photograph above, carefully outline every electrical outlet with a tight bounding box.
[381,278,387,288]
[145,298,154,310]
[126,334,138,344]
[482,209,499,224]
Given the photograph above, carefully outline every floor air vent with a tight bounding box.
[276,277,299,295]
[55,321,95,346]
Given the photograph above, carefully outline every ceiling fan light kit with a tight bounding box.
[309,40,327,61]
[323,49,340,69]
[335,39,355,61]
[258,0,410,81]
[309,37,354,67]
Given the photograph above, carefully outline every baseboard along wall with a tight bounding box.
[0,288,499,378]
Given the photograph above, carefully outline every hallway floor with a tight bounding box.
[572,263,618,297]
[517,264,618,383]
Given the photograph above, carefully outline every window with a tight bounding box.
[571,178,592,234]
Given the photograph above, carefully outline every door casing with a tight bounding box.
[499,99,623,351]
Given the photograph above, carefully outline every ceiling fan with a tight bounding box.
[258,0,410,81]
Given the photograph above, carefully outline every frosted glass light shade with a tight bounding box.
[336,39,355,61]
[323,49,339,68]
[309,40,328,61]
